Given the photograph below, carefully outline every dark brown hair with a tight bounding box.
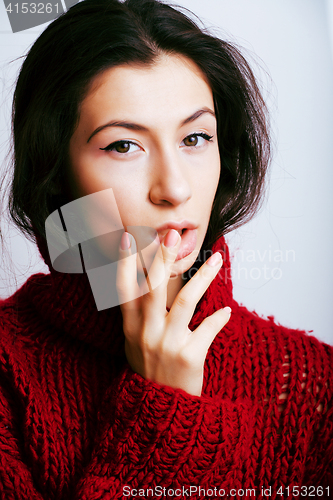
[5,0,270,250]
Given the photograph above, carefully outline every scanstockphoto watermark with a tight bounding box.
[231,246,296,282]
[123,485,330,497]
[185,246,296,283]
[123,485,258,497]
[3,0,81,33]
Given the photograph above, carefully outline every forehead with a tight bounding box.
[79,54,214,128]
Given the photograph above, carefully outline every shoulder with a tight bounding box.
[0,272,52,361]
[209,302,333,415]
[0,294,19,347]
[238,304,333,368]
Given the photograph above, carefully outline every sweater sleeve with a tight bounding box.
[74,364,255,499]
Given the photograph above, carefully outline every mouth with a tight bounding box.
[174,228,197,261]
[157,228,183,242]
[156,221,198,261]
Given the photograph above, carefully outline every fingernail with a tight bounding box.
[120,232,131,250]
[206,252,222,266]
[164,229,180,248]
[224,306,232,314]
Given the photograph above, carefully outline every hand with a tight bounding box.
[116,229,231,397]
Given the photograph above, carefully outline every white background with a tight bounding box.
[0,0,332,345]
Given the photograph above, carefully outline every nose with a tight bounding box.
[149,149,192,206]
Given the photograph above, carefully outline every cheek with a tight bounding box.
[68,158,114,199]
[69,142,116,195]
[210,153,221,199]
[197,152,220,203]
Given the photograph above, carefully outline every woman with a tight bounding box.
[0,0,332,498]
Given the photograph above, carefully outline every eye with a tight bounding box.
[182,133,213,147]
[100,140,141,154]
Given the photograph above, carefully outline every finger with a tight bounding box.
[142,229,181,310]
[167,252,223,328]
[190,306,232,354]
[136,232,160,286]
[116,232,141,313]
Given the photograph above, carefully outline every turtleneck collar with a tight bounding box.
[21,234,234,352]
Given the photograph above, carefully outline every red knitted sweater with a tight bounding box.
[0,236,332,500]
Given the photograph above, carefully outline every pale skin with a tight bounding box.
[69,53,231,396]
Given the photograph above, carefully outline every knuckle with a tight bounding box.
[200,311,229,336]
[141,333,159,353]
[147,269,165,290]
[122,310,142,337]
[175,293,188,309]
[178,348,201,369]
[122,317,136,338]
[142,289,155,304]
[116,281,127,299]
[200,264,218,281]
[202,315,218,331]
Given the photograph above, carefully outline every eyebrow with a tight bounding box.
[86,107,216,143]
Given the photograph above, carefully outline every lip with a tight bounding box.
[156,220,198,239]
[155,221,198,261]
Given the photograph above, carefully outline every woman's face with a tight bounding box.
[69,53,220,276]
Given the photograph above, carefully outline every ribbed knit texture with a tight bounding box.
[0,236,332,499]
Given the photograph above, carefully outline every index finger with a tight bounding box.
[116,232,142,312]
[167,252,223,329]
